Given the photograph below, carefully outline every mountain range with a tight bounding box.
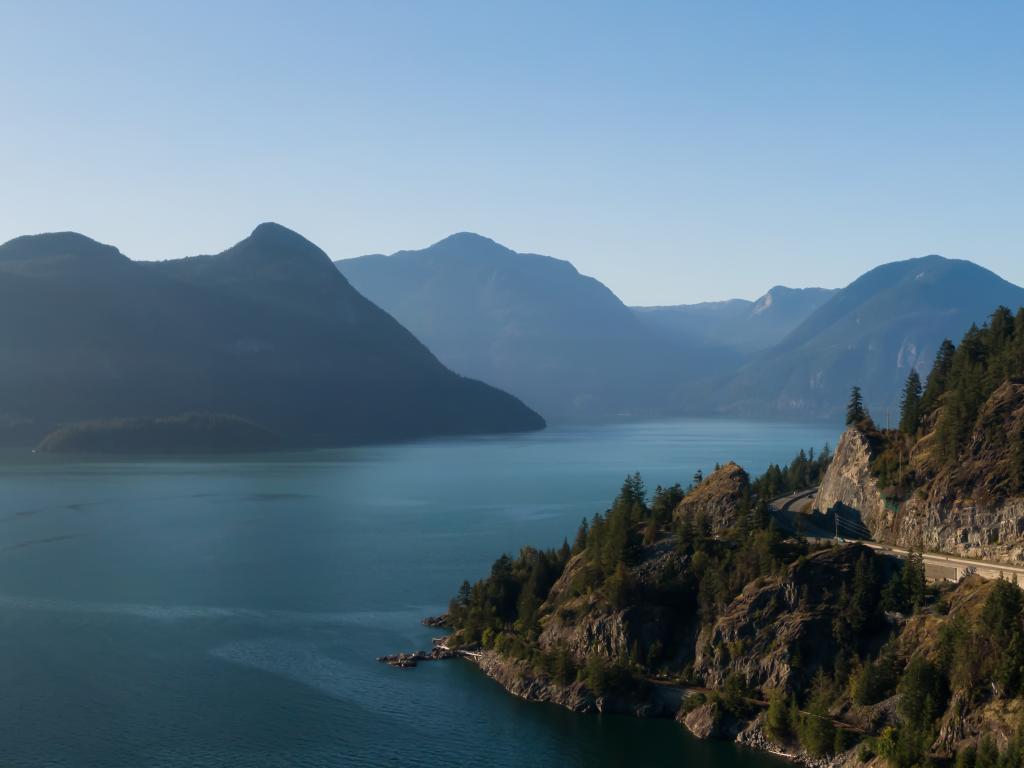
[714,255,1024,421]
[340,238,1024,424]
[633,285,836,355]
[340,233,724,422]
[3,222,1019,450]
[0,223,544,449]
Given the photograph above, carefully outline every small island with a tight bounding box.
[36,413,283,455]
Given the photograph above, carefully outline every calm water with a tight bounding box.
[0,418,837,767]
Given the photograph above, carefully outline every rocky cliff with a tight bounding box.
[475,650,679,718]
[815,388,1024,562]
[537,539,698,667]
[813,428,889,538]
[673,461,750,533]
[693,545,875,693]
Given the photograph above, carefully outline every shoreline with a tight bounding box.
[386,626,855,768]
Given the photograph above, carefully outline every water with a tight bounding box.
[0,418,838,767]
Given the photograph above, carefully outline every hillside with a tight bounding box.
[338,233,731,423]
[634,286,835,355]
[432,454,1024,768]
[815,305,1024,560]
[716,256,1024,421]
[0,224,544,449]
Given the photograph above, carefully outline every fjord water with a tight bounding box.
[0,418,837,767]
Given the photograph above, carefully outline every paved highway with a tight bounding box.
[769,487,1024,583]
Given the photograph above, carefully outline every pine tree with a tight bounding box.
[572,518,589,554]
[846,386,867,426]
[921,339,956,413]
[898,370,923,434]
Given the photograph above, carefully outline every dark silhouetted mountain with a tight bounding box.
[37,413,283,455]
[715,255,1024,420]
[633,286,836,354]
[0,224,544,448]
[338,233,730,422]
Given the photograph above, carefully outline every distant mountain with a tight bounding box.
[633,285,836,354]
[36,413,283,455]
[0,224,544,449]
[338,233,729,422]
[715,255,1024,421]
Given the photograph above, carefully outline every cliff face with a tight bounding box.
[673,461,750,534]
[815,408,1024,562]
[538,539,698,666]
[813,429,888,538]
[475,651,679,718]
[693,545,873,692]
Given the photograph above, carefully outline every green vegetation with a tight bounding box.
[932,307,1024,464]
[750,444,832,501]
[847,385,868,426]
[442,446,957,761]
[898,370,923,435]
[857,305,1024,500]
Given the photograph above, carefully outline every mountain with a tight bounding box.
[0,223,544,448]
[338,233,733,422]
[715,255,1024,420]
[633,285,836,354]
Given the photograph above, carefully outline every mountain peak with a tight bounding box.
[247,222,323,253]
[427,232,515,257]
[211,223,333,272]
[0,231,128,266]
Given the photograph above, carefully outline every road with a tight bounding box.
[769,487,1024,583]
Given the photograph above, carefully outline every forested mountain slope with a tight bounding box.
[0,224,544,449]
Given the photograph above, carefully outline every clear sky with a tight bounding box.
[2,1,1022,305]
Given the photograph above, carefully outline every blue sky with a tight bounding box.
[2,1,1022,304]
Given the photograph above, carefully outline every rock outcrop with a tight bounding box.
[693,545,875,692]
[679,700,742,739]
[538,540,697,667]
[673,462,750,533]
[474,650,675,717]
[815,395,1024,562]
[813,428,888,537]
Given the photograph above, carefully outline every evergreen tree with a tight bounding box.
[921,338,956,413]
[456,580,472,608]
[846,386,867,426]
[572,518,589,554]
[898,370,923,434]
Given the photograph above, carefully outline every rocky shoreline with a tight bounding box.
[381,620,856,767]
[469,649,860,768]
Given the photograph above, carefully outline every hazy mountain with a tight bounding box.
[0,223,544,448]
[633,286,836,354]
[715,255,1024,421]
[338,233,728,422]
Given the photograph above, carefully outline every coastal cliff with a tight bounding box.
[433,436,1024,768]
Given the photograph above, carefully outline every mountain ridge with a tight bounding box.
[0,224,544,450]
[719,255,1024,420]
[338,233,710,422]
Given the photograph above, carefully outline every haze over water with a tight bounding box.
[0,418,836,767]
